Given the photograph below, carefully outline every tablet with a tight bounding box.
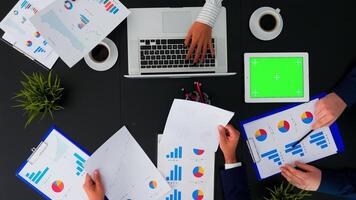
[244,53,309,103]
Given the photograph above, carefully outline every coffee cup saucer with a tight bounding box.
[84,38,118,71]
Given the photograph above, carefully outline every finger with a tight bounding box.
[314,101,325,116]
[284,164,308,180]
[184,29,193,47]
[186,39,197,60]
[317,115,333,128]
[194,41,203,64]
[312,113,327,129]
[200,40,208,64]
[208,39,215,57]
[281,167,304,186]
[94,170,104,190]
[83,173,93,190]
[225,125,240,139]
[295,161,317,172]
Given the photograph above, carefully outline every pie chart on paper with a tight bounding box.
[51,180,64,193]
[255,129,267,142]
[192,189,204,200]
[193,166,204,178]
[278,120,290,133]
[301,112,314,124]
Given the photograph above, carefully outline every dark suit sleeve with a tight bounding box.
[317,170,356,199]
[333,66,356,107]
[220,166,251,200]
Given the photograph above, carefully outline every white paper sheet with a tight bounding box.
[160,99,234,152]
[30,0,130,68]
[157,135,215,200]
[84,126,171,200]
[0,0,59,69]
[243,99,339,179]
[17,128,89,200]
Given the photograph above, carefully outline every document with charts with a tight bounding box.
[0,0,59,69]
[30,0,130,67]
[16,127,90,200]
[84,126,171,200]
[241,99,344,180]
[157,135,215,200]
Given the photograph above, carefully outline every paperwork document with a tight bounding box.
[0,0,58,69]
[241,99,344,179]
[85,126,171,200]
[30,0,130,67]
[160,99,234,152]
[16,127,89,200]
[157,135,215,200]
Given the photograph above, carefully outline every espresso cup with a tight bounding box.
[89,43,111,63]
[85,38,119,71]
[249,7,283,41]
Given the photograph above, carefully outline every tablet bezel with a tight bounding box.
[244,52,309,103]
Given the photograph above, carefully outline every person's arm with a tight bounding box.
[218,125,251,200]
[318,169,356,199]
[185,0,223,64]
[333,66,356,107]
[312,67,355,129]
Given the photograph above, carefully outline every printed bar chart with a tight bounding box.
[26,167,49,184]
[166,165,182,181]
[165,189,182,200]
[78,14,90,29]
[285,141,304,157]
[261,149,282,166]
[166,146,182,159]
[74,153,86,176]
[98,0,119,14]
[309,132,328,149]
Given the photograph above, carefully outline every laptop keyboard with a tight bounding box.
[139,39,216,70]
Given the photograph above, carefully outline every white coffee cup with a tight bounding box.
[249,7,283,41]
[85,38,118,71]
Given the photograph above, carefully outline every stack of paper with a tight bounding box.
[1,0,130,69]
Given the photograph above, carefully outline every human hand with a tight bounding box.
[280,162,322,191]
[184,22,215,64]
[312,92,347,130]
[83,170,105,200]
[218,125,240,164]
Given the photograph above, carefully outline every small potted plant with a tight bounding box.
[13,71,64,127]
[264,182,312,200]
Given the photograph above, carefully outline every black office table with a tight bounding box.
[0,0,355,199]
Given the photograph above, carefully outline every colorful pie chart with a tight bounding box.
[255,129,267,142]
[278,120,290,133]
[149,180,157,189]
[301,112,314,124]
[193,148,204,156]
[192,189,204,200]
[25,40,32,47]
[34,31,41,38]
[193,166,204,178]
[51,180,64,193]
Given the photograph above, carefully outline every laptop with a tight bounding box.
[125,7,236,78]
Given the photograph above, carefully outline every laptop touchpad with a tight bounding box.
[162,11,192,33]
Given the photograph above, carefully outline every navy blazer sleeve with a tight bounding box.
[220,166,251,200]
[333,66,356,107]
[317,170,356,199]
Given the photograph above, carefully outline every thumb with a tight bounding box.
[218,126,227,144]
[295,161,317,172]
[94,170,104,191]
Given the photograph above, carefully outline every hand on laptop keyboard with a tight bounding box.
[185,22,215,64]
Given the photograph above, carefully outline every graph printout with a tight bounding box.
[30,0,130,67]
[242,99,340,179]
[17,128,90,200]
[0,0,59,69]
[85,126,171,200]
[157,135,215,200]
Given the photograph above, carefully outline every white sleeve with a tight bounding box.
[225,162,242,170]
[196,0,223,27]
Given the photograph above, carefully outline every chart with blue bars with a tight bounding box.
[166,165,182,181]
[165,189,182,200]
[261,149,282,166]
[166,146,182,159]
[74,153,86,176]
[309,132,328,149]
[285,141,305,157]
[26,167,49,184]
[34,46,46,54]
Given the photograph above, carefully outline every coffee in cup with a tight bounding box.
[259,14,277,32]
[90,43,110,63]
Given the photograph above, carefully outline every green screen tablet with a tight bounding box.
[244,53,309,103]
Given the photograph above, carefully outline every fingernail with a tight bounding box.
[94,170,98,174]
